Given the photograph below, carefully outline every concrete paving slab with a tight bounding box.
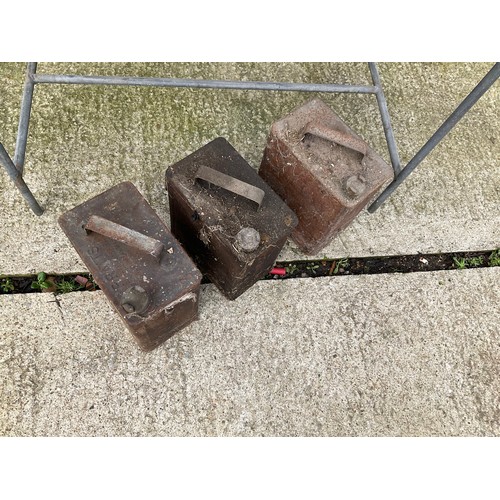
[1,63,499,274]
[1,268,499,436]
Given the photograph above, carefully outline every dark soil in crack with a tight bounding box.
[0,249,498,295]
[0,273,97,295]
[267,250,498,280]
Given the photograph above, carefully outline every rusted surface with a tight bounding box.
[195,165,265,208]
[58,182,202,351]
[259,98,394,255]
[85,215,165,260]
[166,137,298,300]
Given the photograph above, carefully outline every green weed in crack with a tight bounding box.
[489,249,500,267]
[56,279,83,294]
[333,258,349,275]
[453,256,484,270]
[0,277,14,293]
[31,272,53,290]
[306,262,320,274]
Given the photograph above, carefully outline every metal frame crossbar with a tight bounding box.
[1,62,498,216]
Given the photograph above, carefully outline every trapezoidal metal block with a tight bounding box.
[259,98,394,254]
[166,137,298,300]
[58,181,202,351]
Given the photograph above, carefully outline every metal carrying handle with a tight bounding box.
[301,122,367,158]
[195,165,265,209]
[301,122,370,198]
[84,215,164,261]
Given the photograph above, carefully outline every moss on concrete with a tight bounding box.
[0,62,498,273]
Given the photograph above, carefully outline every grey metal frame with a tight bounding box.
[1,62,498,216]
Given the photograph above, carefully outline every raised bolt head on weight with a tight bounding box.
[345,175,366,198]
[120,285,149,314]
[122,302,135,313]
[235,227,261,252]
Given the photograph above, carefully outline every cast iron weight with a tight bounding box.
[166,137,298,300]
[59,182,202,351]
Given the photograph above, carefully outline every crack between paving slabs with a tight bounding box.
[0,249,499,295]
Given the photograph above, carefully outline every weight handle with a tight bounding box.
[84,215,164,261]
[301,122,367,158]
[195,165,265,209]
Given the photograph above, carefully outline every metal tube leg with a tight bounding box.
[0,142,44,215]
[369,62,500,213]
[369,62,402,176]
[14,62,37,174]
